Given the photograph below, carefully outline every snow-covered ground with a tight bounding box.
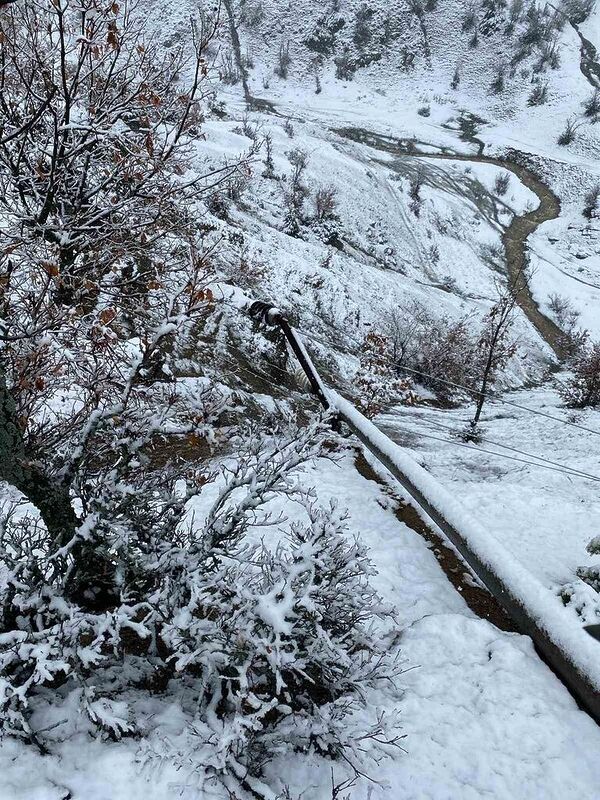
[4,453,600,800]
[3,0,600,797]
[379,385,600,620]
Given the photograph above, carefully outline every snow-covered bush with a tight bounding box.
[560,535,600,625]
[557,118,579,146]
[583,89,600,118]
[548,293,581,332]
[562,0,595,24]
[528,81,549,106]
[283,149,310,237]
[494,172,511,195]
[583,184,600,220]
[0,421,400,791]
[383,304,479,402]
[558,342,600,408]
[355,332,415,417]
[275,40,292,78]
[577,536,600,593]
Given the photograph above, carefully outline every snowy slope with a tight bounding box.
[2,1,600,797]
[3,452,600,800]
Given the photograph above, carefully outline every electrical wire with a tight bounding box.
[292,324,600,439]
[383,410,600,483]
[385,426,600,484]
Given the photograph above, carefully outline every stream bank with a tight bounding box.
[335,126,568,360]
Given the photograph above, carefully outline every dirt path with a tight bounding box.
[335,126,568,360]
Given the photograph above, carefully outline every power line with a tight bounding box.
[388,426,600,484]
[384,410,600,483]
[293,324,600,439]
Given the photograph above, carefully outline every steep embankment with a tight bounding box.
[336,126,567,358]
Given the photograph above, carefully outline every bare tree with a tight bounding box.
[275,40,292,78]
[0,0,249,308]
[470,289,518,433]
[314,185,338,221]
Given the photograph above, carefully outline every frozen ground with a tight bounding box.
[3,1,600,797]
[3,453,600,800]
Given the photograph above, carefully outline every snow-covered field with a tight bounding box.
[2,0,600,797]
[3,453,600,800]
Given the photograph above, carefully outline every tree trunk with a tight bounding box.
[0,372,79,548]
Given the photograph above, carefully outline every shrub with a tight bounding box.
[409,168,425,216]
[509,0,524,24]
[584,89,600,118]
[240,1,264,27]
[557,117,578,145]
[283,118,295,138]
[353,4,374,48]
[528,81,548,106]
[382,304,479,402]
[335,47,356,80]
[494,172,511,195]
[275,40,292,78]
[283,148,309,236]
[577,536,600,593]
[558,341,600,408]
[583,184,600,219]
[562,0,595,24]
[537,39,561,70]
[263,133,275,179]
[221,50,241,84]
[548,293,581,331]
[0,421,401,787]
[489,68,505,94]
[418,104,431,116]
[314,185,339,221]
[355,332,415,417]
[304,13,346,56]
[462,7,477,31]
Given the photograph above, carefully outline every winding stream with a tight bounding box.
[335,126,567,360]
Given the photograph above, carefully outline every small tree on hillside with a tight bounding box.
[283,148,309,236]
[558,342,600,408]
[355,332,414,417]
[469,289,518,434]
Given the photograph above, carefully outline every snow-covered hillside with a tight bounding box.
[1,0,600,798]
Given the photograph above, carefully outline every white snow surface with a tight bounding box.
[3,0,600,796]
[3,453,600,799]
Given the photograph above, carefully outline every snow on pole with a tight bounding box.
[243,300,600,720]
[329,390,600,722]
